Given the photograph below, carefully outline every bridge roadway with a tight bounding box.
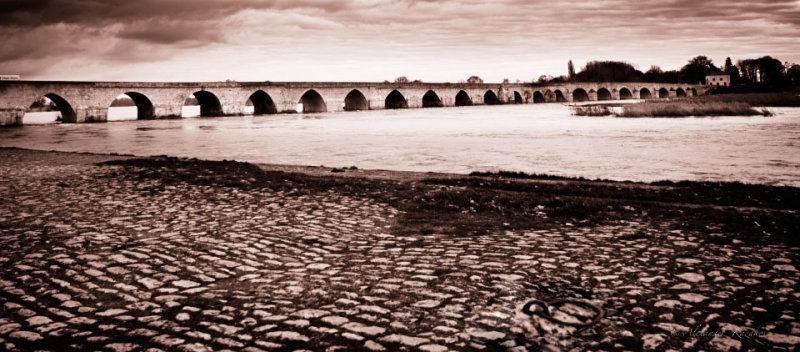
[0,81,706,125]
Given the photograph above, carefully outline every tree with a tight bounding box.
[30,97,47,108]
[737,56,787,86]
[643,65,663,80]
[29,97,57,110]
[723,57,741,84]
[536,75,551,84]
[535,75,568,84]
[567,60,576,80]
[679,56,718,84]
[737,59,758,84]
[643,65,682,83]
[394,76,410,83]
[574,61,644,82]
[466,75,483,84]
[786,64,800,86]
[754,56,785,85]
[110,95,136,107]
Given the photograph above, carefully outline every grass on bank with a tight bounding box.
[574,101,771,117]
[573,92,800,117]
[699,92,800,107]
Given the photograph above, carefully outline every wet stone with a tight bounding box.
[342,332,364,341]
[321,316,349,326]
[264,331,310,342]
[97,309,128,317]
[468,329,506,341]
[413,300,442,309]
[364,340,386,351]
[172,280,200,288]
[710,335,742,351]
[9,330,43,341]
[343,322,386,336]
[151,335,185,346]
[676,273,705,282]
[419,344,449,352]
[138,278,162,290]
[379,334,430,347]
[642,334,665,350]
[293,309,330,319]
[679,293,709,303]
[177,343,213,352]
[105,342,141,352]
[26,316,53,326]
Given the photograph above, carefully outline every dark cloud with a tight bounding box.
[0,0,352,27]
[117,19,224,44]
[0,0,354,46]
[0,0,798,81]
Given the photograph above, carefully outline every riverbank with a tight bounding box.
[573,92,800,117]
[1,147,798,351]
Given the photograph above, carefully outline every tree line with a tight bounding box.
[534,56,800,89]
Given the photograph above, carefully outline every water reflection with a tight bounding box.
[2,104,799,186]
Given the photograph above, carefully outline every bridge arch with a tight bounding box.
[597,88,612,101]
[385,90,408,109]
[247,90,278,115]
[422,90,443,108]
[619,88,633,100]
[108,92,155,121]
[640,88,652,99]
[344,89,368,111]
[513,91,523,104]
[533,91,545,103]
[299,89,327,113]
[483,90,501,105]
[184,91,223,117]
[572,89,589,102]
[543,90,555,103]
[658,88,669,98]
[676,88,687,97]
[554,90,566,102]
[455,90,472,106]
[24,93,77,124]
[690,88,697,96]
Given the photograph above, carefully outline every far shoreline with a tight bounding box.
[571,92,800,117]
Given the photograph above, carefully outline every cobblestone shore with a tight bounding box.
[0,148,798,351]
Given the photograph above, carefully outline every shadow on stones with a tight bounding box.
[99,157,800,245]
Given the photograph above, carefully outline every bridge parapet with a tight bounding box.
[0,81,707,125]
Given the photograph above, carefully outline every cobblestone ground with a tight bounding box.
[0,149,798,351]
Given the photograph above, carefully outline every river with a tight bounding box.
[2,104,799,186]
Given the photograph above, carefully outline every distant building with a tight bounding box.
[705,71,730,86]
[0,75,20,81]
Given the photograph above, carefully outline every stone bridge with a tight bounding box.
[0,81,706,125]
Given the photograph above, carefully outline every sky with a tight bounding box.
[1,0,799,83]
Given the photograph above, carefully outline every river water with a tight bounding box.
[2,104,799,186]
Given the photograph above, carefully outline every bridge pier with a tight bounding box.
[0,109,25,125]
[81,107,108,123]
[154,105,182,119]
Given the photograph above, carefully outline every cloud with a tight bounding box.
[0,0,798,82]
[118,19,224,45]
[0,0,353,27]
